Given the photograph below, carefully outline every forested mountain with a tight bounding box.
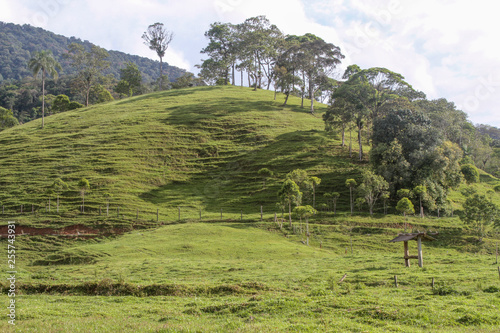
[0,22,185,83]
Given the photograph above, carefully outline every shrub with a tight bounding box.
[461,164,479,184]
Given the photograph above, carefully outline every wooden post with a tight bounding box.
[498,267,500,280]
[199,208,202,220]
[2,206,4,214]
[178,207,181,221]
[306,219,309,246]
[241,209,243,221]
[260,205,263,221]
[274,212,277,223]
[220,208,222,220]
[157,209,159,222]
[394,275,398,288]
[57,195,59,213]
[339,274,347,283]
[136,208,139,220]
[417,235,423,267]
[404,241,410,267]
[496,243,498,265]
[106,203,109,217]
[432,277,435,289]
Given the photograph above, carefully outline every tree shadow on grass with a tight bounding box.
[139,130,362,215]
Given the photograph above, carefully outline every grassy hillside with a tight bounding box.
[1,87,500,332]
[0,86,367,227]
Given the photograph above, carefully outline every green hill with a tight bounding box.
[1,87,500,332]
[0,86,365,227]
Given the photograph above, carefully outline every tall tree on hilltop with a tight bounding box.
[237,16,284,90]
[28,50,61,128]
[142,23,174,90]
[200,22,237,85]
[65,43,110,106]
[298,34,344,114]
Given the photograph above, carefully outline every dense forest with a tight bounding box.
[0,22,186,82]
[0,22,188,124]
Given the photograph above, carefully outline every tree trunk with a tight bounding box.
[159,56,163,90]
[232,63,235,85]
[283,92,290,106]
[42,69,46,128]
[358,124,363,161]
[341,123,345,147]
[349,130,352,158]
[350,187,353,215]
[306,217,309,246]
[309,82,314,114]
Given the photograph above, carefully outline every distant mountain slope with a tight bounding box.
[0,21,186,82]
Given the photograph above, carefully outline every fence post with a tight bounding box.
[241,209,243,221]
[199,208,202,220]
[260,205,263,222]
[220,208,222,220]
[178,207,181,221]
[157,209,159,222]
[136,208,139,220]
[394,275,398,288]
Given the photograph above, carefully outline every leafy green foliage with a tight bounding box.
[0,106,18,130]
[0,22,185,84]
[461,194,499,241]
[461,164,480,184]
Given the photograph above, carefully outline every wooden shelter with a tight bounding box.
[389,232,437,267]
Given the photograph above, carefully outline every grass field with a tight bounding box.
[0,86,499,332]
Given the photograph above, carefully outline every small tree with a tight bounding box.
[293,205,317,245]
[358,170,389,215]
[461,194,499,242]
[331,192,340,215]
[381,191,390,215]
[278,179,302,227]
[104,192,112,216]
[345,179,357,215]
[396,197,415,232]
[142,23,174,90]
[413,185,427,218]
[258,168,274,189]
[461,164,480,184]
[28,50,62,128]
[310,176,321,209]
[51,178,69,213]
[78,178,90,213]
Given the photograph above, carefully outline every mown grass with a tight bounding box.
[3,221,500,332]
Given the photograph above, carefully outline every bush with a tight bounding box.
[461,164,479,184]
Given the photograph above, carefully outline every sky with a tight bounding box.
[1,0,499,127]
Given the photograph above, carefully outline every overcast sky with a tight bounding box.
[1,0,499,127]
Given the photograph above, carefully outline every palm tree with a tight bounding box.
[28,50,62,128]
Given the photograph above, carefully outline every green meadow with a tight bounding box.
[0,86,499,332]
